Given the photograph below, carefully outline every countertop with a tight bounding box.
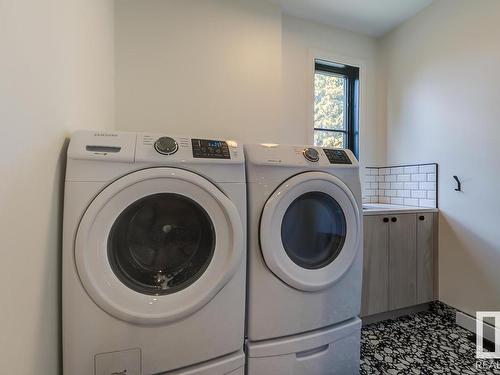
[362,203,438,216]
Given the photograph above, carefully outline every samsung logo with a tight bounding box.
[94,133,118,137]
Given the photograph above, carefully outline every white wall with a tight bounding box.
[379,0,500,316]
[115,0,283,143]
[281,14,382,165]
[114,1,382,167]
[0,0,114,373]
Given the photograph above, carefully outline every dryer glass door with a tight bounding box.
[281,191,346,270]
[260,172,361,292]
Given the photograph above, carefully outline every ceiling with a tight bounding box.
[270,0,434,37]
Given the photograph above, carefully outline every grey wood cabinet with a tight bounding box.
[416,213,437,304]
[388,214,417,310]
[361,212,437,317]
[361,215,389,316]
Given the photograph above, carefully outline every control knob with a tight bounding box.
[303,148,320,162]
[154,137,178,155]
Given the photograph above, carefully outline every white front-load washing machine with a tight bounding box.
[244,144,363,375]
[63,131,246,375]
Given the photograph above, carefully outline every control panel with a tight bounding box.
[191,139,231,159]
[67,131,245,167]
[323,149,352,164]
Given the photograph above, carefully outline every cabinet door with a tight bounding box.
[361,215,389,316]
[416,213,436,304]
[388,214,417,310]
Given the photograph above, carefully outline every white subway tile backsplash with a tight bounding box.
[419,164,436,174]
[411,174,427,182]
[412,190,427,199]
[362,163,437,208]
[379,196,391,204]
[364,169,376,180]
[391,197,404,205]
[404,182,419,190]
[391,167,404,174]
[404,198,419,206]
[419,181,436,191]
[419,199,436,208]
[364,189,376,197]
[385,190,397,197]
[397,190,411,198]
[404,166,419,174]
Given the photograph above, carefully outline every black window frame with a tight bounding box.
[314,60,360,159]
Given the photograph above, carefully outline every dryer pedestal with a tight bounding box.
[246,318,361,375]
[166,350,245,375]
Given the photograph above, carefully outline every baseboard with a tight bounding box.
[455,310,498,344]
[362,303,430,325]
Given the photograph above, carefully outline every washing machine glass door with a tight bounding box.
[107,192,215,296]
[75,168,243,325]
[260,172,360,292]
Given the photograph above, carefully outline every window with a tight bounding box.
[314,59,359,158]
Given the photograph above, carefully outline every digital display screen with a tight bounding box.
[323,149,352,164]
[192,139,231,159]
[207,141,223,148]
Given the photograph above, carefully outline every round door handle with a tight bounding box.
[391,217,397,222]
[419,215,425,221]
[383,217,389,223]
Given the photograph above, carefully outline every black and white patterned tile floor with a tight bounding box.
[360,302,500,374]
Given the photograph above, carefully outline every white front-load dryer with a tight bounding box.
[63,131,246,375]
[244,144,363,375]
